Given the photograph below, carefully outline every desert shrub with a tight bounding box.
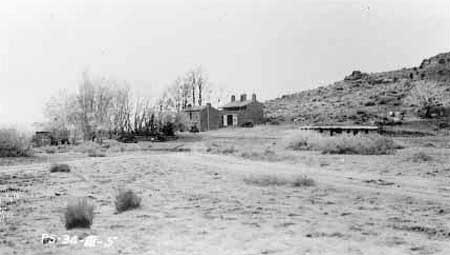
[189,126,199,133]
[292,176,316,187]
[0,128,32,157]
[73,141,102,153]
[56,145,72,153]
[221,145,237,154]
[320,135,396,155]
[161,122,175,136]
[240,121,254,128]
[64,198,94,229]
[206,142,237,154]
[285,131,320,151]
[45,146,57,154]
[114,189,141,213]
[408,151,433,162]
[405,81,449,118]
[269,119,280,125]
[87,149,106,157]
[244,175,315,187]
[49,163,71,173]
[285,131,397,155]
[117,134,138,143]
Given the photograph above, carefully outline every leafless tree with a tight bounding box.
[406,80,449,118]
[163,67,210,110]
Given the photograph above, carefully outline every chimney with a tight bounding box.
[231,95,235,102]
[240,94,247,102]
[252,93,256,102]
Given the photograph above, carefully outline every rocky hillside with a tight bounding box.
[264,52,450,125]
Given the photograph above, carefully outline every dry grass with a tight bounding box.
[114,189,142,213]
[49,163,71,173]
[244,175,315,187]
[408,151,434,162]
[0,128,32,157]
[73,141,102,153]
[64,198,94,229]
[206,142,238,155]
[285,131,397,155]
[87,149,106,157]
[44,146,57,154]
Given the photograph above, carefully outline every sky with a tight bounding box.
[1,0,449,127]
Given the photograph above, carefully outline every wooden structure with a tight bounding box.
[32,131,53,146]
[182,103,221,132]
[221,93,264,127]
[299,125,380,136]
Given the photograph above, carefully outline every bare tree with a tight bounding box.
[406,80,449,118]
[44,89,80,142]
[163,67,210,110]
[45,71,172,140]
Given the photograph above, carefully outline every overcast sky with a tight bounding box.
[1,0,449,127]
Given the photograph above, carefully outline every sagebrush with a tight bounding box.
[49,163,71,173]
[87,149,106,157]
[114,189,141,213]
[285,131,397,155]
[408,151,433,162]
[244,175,315,187]
[64,198,94,229]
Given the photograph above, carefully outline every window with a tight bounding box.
[189,112,192,120]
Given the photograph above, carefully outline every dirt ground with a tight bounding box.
[1,126,450,255]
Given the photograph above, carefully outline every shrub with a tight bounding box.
[285,131,313,151]
[205,142,237,154]
[292,176,316,187]
[117,134,138,143]
[240,121,254,128]
[244,175,315,187]
[269,119,280,125]
[0,128,32,157]
[161,122,175,136]
[87,149,106,157]
[73,141,102,153]
[408,152,433,162]
[114,189,141,213]
[64,198,94,229]
[405,80,448,118]
[285,131,397,155]
[45,146,57,154]
[320,135,396,155]
[189,126,199,133]
[49,163,71,173]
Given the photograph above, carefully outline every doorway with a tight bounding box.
[227,115,233,126]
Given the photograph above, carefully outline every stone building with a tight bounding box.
[182,103,221,132]
[221,93,264,127]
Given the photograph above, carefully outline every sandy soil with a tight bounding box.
[1,127,450,255]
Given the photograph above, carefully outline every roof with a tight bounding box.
[183,105,218,112]
[183,106,206,112]
[221,100,257,109]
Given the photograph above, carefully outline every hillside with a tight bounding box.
[264,52,450,125]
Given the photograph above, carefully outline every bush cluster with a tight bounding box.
[64,198,95,229]
[285,131,397,155]
[0,128,32,157]
[114,189,142,213]
[244,175,315,187]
